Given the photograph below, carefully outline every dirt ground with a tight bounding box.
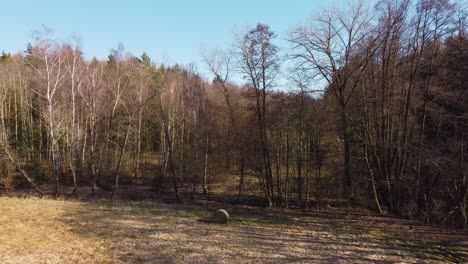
[0,196,467,263]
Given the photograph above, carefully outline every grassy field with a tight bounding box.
[0,196,467,263]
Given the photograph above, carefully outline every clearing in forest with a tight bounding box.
[0,197,467,263]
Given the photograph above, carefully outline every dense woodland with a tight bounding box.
[0,0,467,227]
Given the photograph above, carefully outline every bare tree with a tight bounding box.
[27,27,67,196]
[236,23,280,206]
[64,38,85,194]
[289,1,378,198]
[78,58,104,194]
[202,48,247,199]
[0,58,43,197]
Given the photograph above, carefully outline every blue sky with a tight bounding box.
[1,0,347,82]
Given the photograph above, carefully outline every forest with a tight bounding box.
[0,0,467,231]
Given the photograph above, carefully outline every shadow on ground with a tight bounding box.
[57,198,468,263]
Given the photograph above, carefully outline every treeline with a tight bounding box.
[0,0,466,226]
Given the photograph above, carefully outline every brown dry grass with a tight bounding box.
[0,197,466,263]
[0,197,113,263]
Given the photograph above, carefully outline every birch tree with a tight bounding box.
[27,28,67,196]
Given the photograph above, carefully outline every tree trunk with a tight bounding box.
[203,135,209,195]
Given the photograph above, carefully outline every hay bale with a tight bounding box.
[211,209,229,224]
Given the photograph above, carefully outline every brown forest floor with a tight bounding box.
[0,193,467,263]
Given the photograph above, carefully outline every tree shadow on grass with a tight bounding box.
[58,199,468,263]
